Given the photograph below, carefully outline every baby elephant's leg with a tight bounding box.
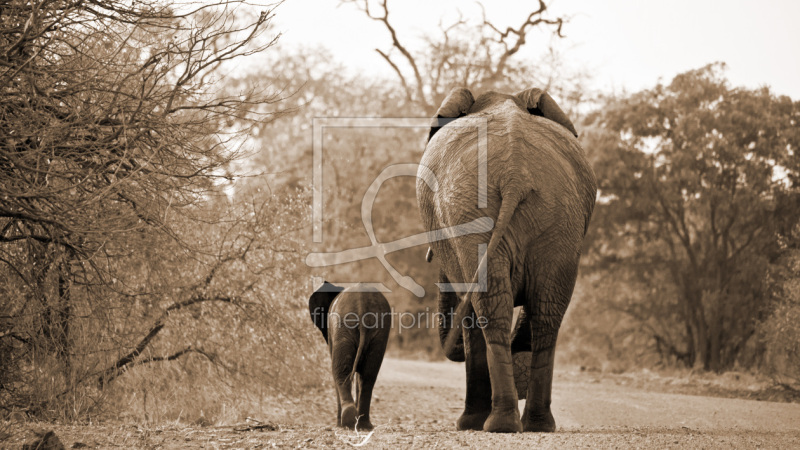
[332,338,358,428]
[355,336,388,430]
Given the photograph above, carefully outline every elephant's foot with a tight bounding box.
[355,417,374,431]
[483,407,522,433]
[456,410,490,431]
[522,409,556,432]
[340,404,358,429]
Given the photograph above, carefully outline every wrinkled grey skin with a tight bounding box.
[417,88,596,433]
[309,281,391,430]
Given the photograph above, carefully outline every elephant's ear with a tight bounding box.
[308,280,344,343]
[516,88,578,138]
[428,88,475,142]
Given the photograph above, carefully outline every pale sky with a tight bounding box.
[272,0,800,99]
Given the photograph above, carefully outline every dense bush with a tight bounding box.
[761,235,800,384]
[0,0,330,421]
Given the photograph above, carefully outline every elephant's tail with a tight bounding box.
[350,325,367,384]
[442,189,525,358]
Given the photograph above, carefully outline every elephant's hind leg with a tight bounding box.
[521,342,557,432]
[355,336,388,430]
[521,256,579,432]
[473,261,523,433]
[456,307,492,431]
[354,375,374,430]
[332,341,358,428]
[338,382,358,429]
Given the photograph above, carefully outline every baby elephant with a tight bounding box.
[309,281,391,430]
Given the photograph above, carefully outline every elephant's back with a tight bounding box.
[417,103,596,282]
[331,286,392,317]
[491,104,596,208]
[417,127,501,257]
[419,105,595,226]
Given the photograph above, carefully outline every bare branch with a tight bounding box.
[479,0,565,87]
[99,346,218,385]
[97,294,237,387]
[342,0,428,108]
[375,49,413,104]
[343,0,569,110]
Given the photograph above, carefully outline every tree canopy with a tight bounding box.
[582,63,800,371]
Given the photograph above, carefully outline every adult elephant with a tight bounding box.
[416,88,596,433]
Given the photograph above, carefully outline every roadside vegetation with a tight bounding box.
[1,0,798,431]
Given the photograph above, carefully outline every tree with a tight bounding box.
[584,63,800,371]
[341,0,582,115]
[0,0,326,418]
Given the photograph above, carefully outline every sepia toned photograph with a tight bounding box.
[1,0,798,448]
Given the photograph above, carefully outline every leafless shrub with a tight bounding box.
[0,0,329,420]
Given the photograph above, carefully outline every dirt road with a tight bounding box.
[362,358,800,448]
[6,358,800,448]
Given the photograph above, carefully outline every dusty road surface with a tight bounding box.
[6,358,800,448]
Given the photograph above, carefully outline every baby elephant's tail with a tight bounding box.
[350,327,367,385]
